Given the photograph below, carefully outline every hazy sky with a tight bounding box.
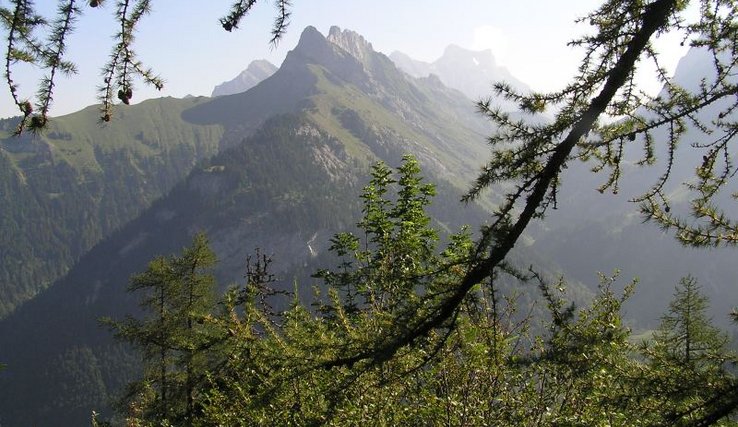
[0,1,695,118]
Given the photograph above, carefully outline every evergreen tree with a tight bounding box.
[316,155,442,316]
[106,232,218,426]
[654,275,729,367]
[642,275,736,426]
[107,255,179,421]
[167,232,218,425]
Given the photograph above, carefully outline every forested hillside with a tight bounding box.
[0,98,224,318]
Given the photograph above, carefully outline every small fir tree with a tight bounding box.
[106,232,218,426]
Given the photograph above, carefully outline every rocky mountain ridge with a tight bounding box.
[211,59,278,97]
[389,44,530,104]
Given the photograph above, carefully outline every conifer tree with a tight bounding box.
[106,232,218,425]
[639,275,736,426]
[111,161,738,426]
[654,275,729,367]
[107,255,179,420]
[316,155,440,314]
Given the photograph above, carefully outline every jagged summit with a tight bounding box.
[283,26,357,71]
[190,25,491,154]
[188,26,384,130]
[286,25,377,72]
[327,26,374,62]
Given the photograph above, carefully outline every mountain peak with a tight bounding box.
[246,59,277,75]
[440,44,496,69]
[288,26,377,70]
[292,25,329,55]
[670,47,724,92]
[327,26,374,62]
[211,59,277,97]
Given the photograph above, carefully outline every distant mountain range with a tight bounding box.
[209,37,530,106]
[389,45,530,106]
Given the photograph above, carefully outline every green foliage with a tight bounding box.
[106,232,220,426]
[653,275,729,367]
[316,156,442,313]
[640,276,736,426]
[112,158,738,426]
[4,1,738,421]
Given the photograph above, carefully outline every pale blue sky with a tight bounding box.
[0,1,693,118]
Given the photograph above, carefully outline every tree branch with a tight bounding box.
[326,0,679,370]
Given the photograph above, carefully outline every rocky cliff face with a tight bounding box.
[326,25,374,64]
